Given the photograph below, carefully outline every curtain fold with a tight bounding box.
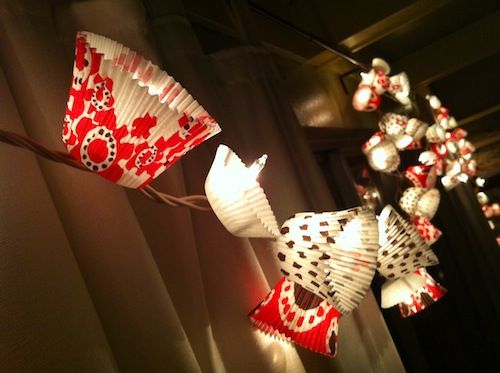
[0,59,117,372]
[0,0,199,371]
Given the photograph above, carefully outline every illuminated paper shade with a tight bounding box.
[275,207,379,314]
[362,133,400,173]
[405,118,428,143]
[398,268,447,317]
[378,113,412,150]
[379,113,407,137]
[352,85,380,112]
[425,124,446,143]
[205,145,279,238]
[405,165,436,189]
[388,72,411,106]
[381,272,427,308]
[249,278,340,356]
[411,216,442,245]
[377,205,439,281]
[399,187,440,219]
[63,32,221,188]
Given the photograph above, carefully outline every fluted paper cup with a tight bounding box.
[377,205,439,280]
[275,207,379,314]
[63,32,221,188]
[205,145,279,238]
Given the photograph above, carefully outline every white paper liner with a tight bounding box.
[63,32,221,188]
[425,124,446,143]
[276,207,379,314]
[205,145,279,238]
[406,118,428,142]
[399,187,426,216]
[377,205,439,280]
[372,58,391,74]
[399,187,440,219]
[416,189,440,219]
[366,140,400,173]
[381,272,427,308]
[379,113,407,137]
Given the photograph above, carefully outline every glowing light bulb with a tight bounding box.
[205,145,279,238]
[477,192,489,205]
[457,173,469,183]
[475,177,486,187]
[247,154,267,181]
[426,95,441,109]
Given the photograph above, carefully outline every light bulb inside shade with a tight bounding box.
[457,173,469,183]
[427,95,441,109]
[368,141,400,172]
[381,273,427,308]
[205,145,279,238]
[475,177,486,187]
[477,192,489,205]
[246,154,268,186]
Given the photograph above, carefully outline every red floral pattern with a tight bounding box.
[411,216,442,245]
[249,277,341,357]
[62,32,220,188]
[398,269,447,317]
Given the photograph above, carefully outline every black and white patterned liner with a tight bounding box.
[275,207,379,314]
[399,187,440,219]
[377,205,439,280]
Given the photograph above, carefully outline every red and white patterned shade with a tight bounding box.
[397,268,447,317]
[249,278,341,356]
[63,32,221,188]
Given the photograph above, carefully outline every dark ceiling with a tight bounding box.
[183,0,500,176]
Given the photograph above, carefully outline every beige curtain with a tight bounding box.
[0,0,404,371]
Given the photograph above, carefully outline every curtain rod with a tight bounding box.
[248,1,370,71]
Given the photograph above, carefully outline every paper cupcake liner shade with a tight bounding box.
[379,113,408,137]
[205,145,279,238]
[249,277,341,356]
[398,269,447,317]
[411,216,442,245]
[399,187,440,219]
[405,165,436,189]
[275,207,379,314]
[406,118,428,142]
[381,271,427,308]
[377,205,439,280]
[353,59,411,111]
[362,135,400,173]
[387,72,411,106]
[63,32,221,188]
[378,113,412,149]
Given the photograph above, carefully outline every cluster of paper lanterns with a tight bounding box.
[352,58,411,111]
[354,59,458,316]
[475,180,500,246]
[60,34,444,357]
[204,145,440,356]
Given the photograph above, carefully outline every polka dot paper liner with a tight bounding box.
[249,277,340,356]
[275,207,379,314]
[63,32,221,188]
[377,205,439,280]
[399,187,440,219]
